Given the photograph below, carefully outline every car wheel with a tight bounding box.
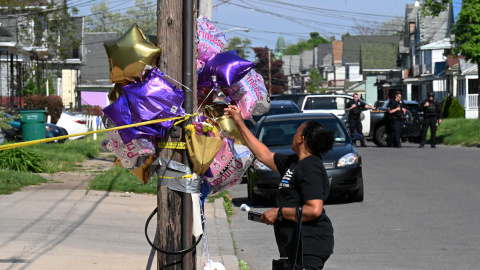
[58,128,68,143]
[374,125,387,147]
[349,178,364,203]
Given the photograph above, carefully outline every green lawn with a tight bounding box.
[433,118,480,147]
[0,169,48,195]
[88,166,157,194]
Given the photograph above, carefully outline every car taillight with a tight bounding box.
[75,120,87,125]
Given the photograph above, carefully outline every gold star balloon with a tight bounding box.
[104,24,161,83]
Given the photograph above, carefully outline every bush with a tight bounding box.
[24,95,63,124]
[442,97,465,119]
[0,148,44,173]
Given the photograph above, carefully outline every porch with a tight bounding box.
[458,93,479,119]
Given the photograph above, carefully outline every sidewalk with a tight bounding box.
[0,154,237,269]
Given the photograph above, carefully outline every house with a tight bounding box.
[282,54,302,93]
[401,1,454,102]
[0,1,85,111]
[74,32,118,110]
[342,35,401,84]
[455,59,479,118]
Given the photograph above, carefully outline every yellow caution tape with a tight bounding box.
[157,141,187,149]
[0,113,197,152]
[157,174,193,179]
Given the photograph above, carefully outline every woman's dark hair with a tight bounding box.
[302,121,335,155]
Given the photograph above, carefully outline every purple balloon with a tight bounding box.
[122,67,185,134]
[197,50,255,89]
[102,95,162,143]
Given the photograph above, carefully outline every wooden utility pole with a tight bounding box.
[156,0,196,269]
[268,49,272,95]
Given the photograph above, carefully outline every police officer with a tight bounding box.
[419,92,442,148]
[387,91,406,148]
[345,93,375,147]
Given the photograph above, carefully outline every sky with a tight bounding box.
[71,0,462,53]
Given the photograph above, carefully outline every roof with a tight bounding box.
[317,43,332,67]
[419,37,451,50]
[446,55,464,69]
[342,35,401,64]
[80,32,118,85]
[300,50,314,71]
[459,59,478,75]
[360,43,399,70]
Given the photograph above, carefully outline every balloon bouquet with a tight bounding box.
[99,18,271,270]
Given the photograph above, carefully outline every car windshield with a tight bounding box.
[252,106,299,122]
[257,118,348,147]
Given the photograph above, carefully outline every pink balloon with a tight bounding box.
[197,16,228,62]
[206,139,253,195]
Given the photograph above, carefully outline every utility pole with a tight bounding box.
[156,0,196,269]
[268,49,272,95]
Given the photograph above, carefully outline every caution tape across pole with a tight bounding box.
[0,114,197,152]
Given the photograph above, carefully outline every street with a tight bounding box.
[228,142,480,270]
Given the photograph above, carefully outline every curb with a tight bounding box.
[197,199,238,269]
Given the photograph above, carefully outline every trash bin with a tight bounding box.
[19,110,46,141]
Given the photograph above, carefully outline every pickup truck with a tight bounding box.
[344,100,423,147]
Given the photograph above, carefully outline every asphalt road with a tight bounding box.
[228,142,480,270]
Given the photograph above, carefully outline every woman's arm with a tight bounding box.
[261,199,323,225]
[224,105,278,173]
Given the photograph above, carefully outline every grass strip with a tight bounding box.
[0,169,48,195]
[435,119,480,146]
[87,166,157,194]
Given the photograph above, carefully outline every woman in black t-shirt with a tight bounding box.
[225,105,335,270]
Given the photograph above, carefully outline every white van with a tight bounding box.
[300,94,371,137]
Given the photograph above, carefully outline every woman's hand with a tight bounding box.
[224,105,243,126]
[261,208,278,225]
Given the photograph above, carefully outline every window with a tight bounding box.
[303,97,346,110]
[258,118,348,147]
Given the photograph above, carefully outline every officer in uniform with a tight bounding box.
[387,91,406,148]
[345,93,375,147]
[419,92,442,148]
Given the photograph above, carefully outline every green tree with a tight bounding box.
[283,32,330,55]
[0,0,81,60]
[306,68,323,93]
[422,0,451,16]
[224,37,252,59]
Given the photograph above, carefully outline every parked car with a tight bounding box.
[1,112,68,143]
[56,111,88,140]
[246,113,364,204]
[270,93,311,109]
[245,100,301,133]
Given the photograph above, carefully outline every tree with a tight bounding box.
[283,32,330,55]
[84,1,124,33]
[0,0,81,60]
[422,0,451,16]
[224,36,252,59]
[351,16,404,36]
[85,0,156,35]
[124,0,156,34]
[306,68,323,93]
[252,47,287,95]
